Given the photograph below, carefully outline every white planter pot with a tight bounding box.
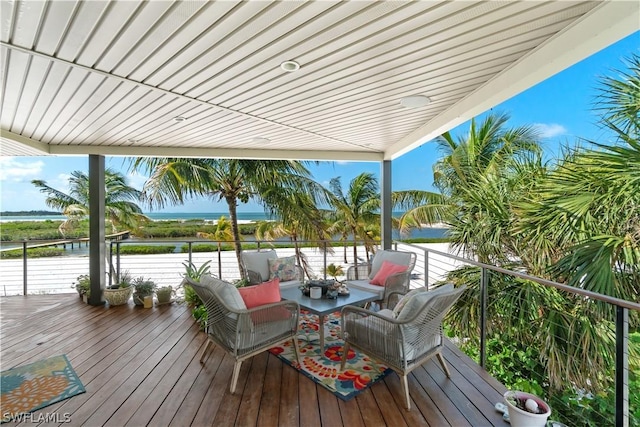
[504,391,551,427]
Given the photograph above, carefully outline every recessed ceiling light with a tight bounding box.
[280,60,300,72]
[400,95,431,108]
[251,137,271,144]
[173,116,187,122]
[127,138,139,143]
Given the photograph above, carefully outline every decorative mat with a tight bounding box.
[0,355,85,422]
[269,310,392,400]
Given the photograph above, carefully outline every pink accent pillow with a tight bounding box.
[238,278,281,308]
[369,261,407,286]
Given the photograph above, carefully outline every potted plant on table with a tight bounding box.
[103,271,134,306]
[132,277,157,307]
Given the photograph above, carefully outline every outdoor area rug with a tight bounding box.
[0,354,85,422]
[269,310,392,400]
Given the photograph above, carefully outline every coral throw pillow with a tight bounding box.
[238,278,281,309]
[369,261,407,286]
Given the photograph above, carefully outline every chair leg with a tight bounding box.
[340,343,350,370]
[401,374,411,410]
[291,336,301,367]
[437,352,451,378]
[199,339,213,363]
[230,360,242,394]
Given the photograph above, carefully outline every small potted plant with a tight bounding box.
[73,274,91,302]
[132,277,157,307]
[103,271,134,306]
[155,285,174,305]
[503,390,551,427]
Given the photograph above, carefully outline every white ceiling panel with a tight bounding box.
[0,0,636,161]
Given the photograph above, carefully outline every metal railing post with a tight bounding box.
[217,244,222,279]
[424,251,429,289]
[109,241,113,287]
[188,242,193,266]
[616,306,629,427]
[480,267,488,368]
[116,242,121,283]
[323,241,328,280]
[22,241,27,295]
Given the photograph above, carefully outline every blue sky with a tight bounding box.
[1,32,637,214]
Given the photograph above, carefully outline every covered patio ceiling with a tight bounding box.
[0,1,637,161]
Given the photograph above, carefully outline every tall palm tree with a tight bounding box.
[32,169,148,235]
[129,158,328,277]
[327,173,380,267]
[399,112,542,263]
[254,191,332,279]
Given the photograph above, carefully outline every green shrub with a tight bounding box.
[117,245,176,255]
[0,247,65,259]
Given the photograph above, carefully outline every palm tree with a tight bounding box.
[399,112,542,264]
[327,173,380,267]
[129,158,328,277]
[254,191,332,279]
[32,169,148,235]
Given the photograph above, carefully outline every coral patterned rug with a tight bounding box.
[0,355,85,423]
[269,310,392,400]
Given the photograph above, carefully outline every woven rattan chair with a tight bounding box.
[345,249,417,309]
[186,275,301,393]
[340,285,466,410]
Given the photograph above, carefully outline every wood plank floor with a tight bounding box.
[1,294,507,427]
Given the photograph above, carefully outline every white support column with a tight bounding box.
[381,160,392,250]
[89,155,106,306]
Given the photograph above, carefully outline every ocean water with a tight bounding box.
[0,212,448,241]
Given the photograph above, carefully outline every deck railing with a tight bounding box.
[1,238,637,425]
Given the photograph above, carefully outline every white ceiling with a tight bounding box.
[0,1,638,161]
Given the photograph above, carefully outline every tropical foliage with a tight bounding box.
[129,158,329,277]
[435,54,639,424]
[32,169,148,235]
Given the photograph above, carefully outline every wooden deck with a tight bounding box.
[0,294,507,427]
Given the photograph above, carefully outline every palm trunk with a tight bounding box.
[342,232,348,263]
[352,227,358,273]
[226,196,245,279]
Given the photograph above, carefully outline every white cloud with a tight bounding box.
[126,171,149,190]
[0,157,45,182]
[533,123,567,139]
[335,160,351,165]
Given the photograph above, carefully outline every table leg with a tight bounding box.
[318,314,325,353]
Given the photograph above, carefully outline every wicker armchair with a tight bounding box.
[345,250,417,309]
[186,275,301,393]
[340,285,466,410]
[241,249,304,287]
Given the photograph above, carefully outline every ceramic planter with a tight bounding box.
[503,391,551,427]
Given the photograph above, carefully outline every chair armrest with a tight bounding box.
[383,271,411,306]
[346,264,370,280]
[385,290,406,311]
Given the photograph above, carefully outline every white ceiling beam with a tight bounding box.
[43,143,383,162]
[386,1,640,160]
[0,130,50,155]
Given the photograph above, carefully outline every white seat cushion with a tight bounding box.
[278,279,302,290]
[344,279,385,299]
[242,250,277,282]
[396,283,454,321]
[201,274,246,311]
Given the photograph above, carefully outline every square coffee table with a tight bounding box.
[280,286,379,352]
